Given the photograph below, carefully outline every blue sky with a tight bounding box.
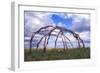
[24,11,90,49]
[51,14,73,28]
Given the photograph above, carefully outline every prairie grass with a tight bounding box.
[24,48,90,61]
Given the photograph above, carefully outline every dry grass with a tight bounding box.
[24,48,90,61]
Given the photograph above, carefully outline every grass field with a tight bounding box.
[24,48,90,61]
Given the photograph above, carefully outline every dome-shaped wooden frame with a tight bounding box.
[29,25,85,53]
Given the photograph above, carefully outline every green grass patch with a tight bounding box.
[24,48,90,61]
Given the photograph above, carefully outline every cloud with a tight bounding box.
[24,11,56,37]
[24,11,90,48]
[71,14,90,32]
[79,31,90,41]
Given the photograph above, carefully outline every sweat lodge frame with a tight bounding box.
[29,25,85,53]
[11,2,96,71]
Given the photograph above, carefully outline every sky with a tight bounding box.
[24,11,90,49]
